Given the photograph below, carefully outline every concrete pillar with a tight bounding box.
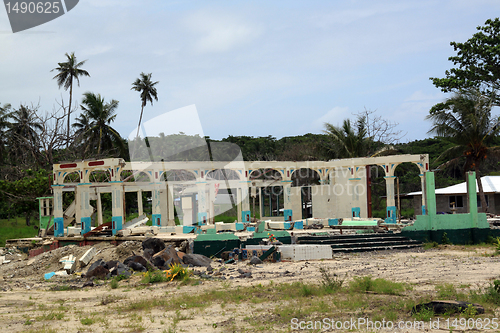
[181,196,193,225]
[467,171,479,228]
[283,182,293,221]
[237,187,242,222]
[52,186,64,237]
[259,187,263,219]
[151,185,162,227]
[419,175,426,215]
[240,184,251,222]
[167,184,175,226]
[350,179,361,218]
[385,176,397,223]
[78,184,92,235]
[137,190,143,216]
[197,182,208,225]
[111,182,124,235]
[96,191,103,226]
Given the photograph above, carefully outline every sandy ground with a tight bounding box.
[1,244,500,332]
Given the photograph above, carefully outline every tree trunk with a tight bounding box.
[67,80,73,148]
[25,211,31,226]
[475,165,488,213]
[136,104,145,138]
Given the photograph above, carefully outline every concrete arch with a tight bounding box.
[63,171,80,183]
[161,169,197,182]
[120,170,152,183]
[206,169,240,181]
[291,168,320,187]
[88,170,111,183]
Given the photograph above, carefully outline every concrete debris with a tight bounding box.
[182,253,212,267]
[153,245,182,266]
[86,265,109,279]
[54,270,68,277]
[59,254,76,273]
[249,256,263,265]
[79,247,96,267]
[142,238,165,255]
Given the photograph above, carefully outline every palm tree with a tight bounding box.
[0,103,11,163]
[52,52,90,144]
[131,72,159,138]
[426,89,500,212]
[324,117,368,158]
[77,92,124,156]
[7,105,42,165]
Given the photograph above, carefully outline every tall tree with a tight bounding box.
[0,103,11,164]
[431,18,500,102]
[324,117,368,158]
[77,92,124,156]
[426,89,500,212]
[6,105,42,166]
[131,72,159,138]
[52,52,90,144]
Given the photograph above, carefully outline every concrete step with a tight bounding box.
[331,243,422,253]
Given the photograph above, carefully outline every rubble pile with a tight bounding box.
[0,238,266,291]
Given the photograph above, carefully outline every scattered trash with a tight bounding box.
[79,247,96,267]
[44,272,55,280]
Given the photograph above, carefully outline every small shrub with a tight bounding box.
[462,303,477,318]
[319,266,344,293]
[441,232,452,245]
[110,278,119,289]
[413,306,434,321]
[166,263,192,282]
[142,270,167,284]
[80,317,94,325]
[423,241,439,250]
[436,283,459,299]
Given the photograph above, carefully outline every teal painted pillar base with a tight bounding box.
[385,206,397,224]
[351,207,360,218]
[112,216,123,235]
[242,210,251,223]
[54,217,64,237]
[81,217,92,235]
[198,212,208,226]
[422,205,426,215]
[284,209,293,222]
[152,214,161,227]
[329,218,339,226]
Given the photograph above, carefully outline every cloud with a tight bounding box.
[311,106,350,132]
[183,10,263,53]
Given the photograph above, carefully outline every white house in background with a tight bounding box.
[408,176,500,215]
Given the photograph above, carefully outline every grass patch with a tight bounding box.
[349,276,411,295]
[0,216,38,247]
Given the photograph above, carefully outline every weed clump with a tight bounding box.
[319,266,344,293]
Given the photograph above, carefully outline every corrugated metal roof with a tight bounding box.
[407,176,500,196]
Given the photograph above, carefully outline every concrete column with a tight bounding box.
[350,179,362,218]
[197,182,208,225]
[419,175,426,215]
[111,182,124,235]
[237,187,242,222]
[467,171,479,228]
[78,184,92,235]
[259,187,263,219]
[137,190,143,216]
[240,184,251,222]
[151,184,162,227]
[96,191,103,226]
[166,184,175,226]
[52,186,64,237]
[283,182,293,221]
[385,176,397,223]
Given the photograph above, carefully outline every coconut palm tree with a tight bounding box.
[6,105,42,165]
[131,72,159,138]
[324,117,369,158]
[52,52,90,144]
[426,89,500,212]
[78,92,124,156]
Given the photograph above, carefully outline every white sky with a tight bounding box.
[1,0,499,143]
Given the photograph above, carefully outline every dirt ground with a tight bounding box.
[1,243,500,332]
